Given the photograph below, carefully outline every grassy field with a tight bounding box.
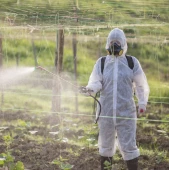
[0,0,169,169]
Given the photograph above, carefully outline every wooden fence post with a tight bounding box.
[72,32,78,113]
[16,54,20,67]
[52,28,64,113]
[0,34,3,106]
[0,35,2,68]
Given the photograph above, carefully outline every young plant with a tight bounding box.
[155,151,167,164]
[51,156,74,170]
[104,160,112,170]
[3,133,13,152]
[0,152,24,170]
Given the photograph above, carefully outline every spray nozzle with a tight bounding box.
[35,66,44,71]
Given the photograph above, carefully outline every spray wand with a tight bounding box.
[35,66,79,89]
[35,66,57,77]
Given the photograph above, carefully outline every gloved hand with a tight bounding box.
[79,86,93,96]
[138,104,146,113]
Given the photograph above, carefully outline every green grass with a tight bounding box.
[148,80,169,103]
[1,82,94,114]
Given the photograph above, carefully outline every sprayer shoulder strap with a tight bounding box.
[101,55,134,74]
[125,55,134,70]
[101,57,106,74]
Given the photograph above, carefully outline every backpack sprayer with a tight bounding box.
[35,66,101,124]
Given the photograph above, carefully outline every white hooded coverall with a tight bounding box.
[86,28,149,161]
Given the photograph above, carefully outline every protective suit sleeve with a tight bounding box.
[133,57,150,105]
[86,58,103,94]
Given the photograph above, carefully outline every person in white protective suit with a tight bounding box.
[85,28,150,170]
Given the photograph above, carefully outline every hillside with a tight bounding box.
[0,0,169,170]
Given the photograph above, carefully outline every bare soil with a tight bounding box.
[0,110,169,170]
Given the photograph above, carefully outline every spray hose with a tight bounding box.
[79,86,101,124]
[90,94,101,124]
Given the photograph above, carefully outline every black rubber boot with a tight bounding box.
[126,157,138,170]
[101,156,112,170]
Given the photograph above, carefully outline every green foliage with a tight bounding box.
[17,119,27,127]
[128,42,169,66]
[3,85,51,111]
[2,152,14,164]
[104,160,112,170]
[155,151,167,164]
[13,161,24,170]
[148,80,169,103]
[3,134,13,151]
[3,38,55,66]
[51,156,74,170]
[0,152,24,170]
[0,152,13,167]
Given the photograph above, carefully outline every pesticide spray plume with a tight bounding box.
[0,67,36,89]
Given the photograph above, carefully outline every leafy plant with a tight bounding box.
[104,160,112,170]
[155,151,167,164]
[17,119,27,127]
[51,156,74,170]
[3,134,13,152]
[13,161,24,170]
[0,152,24,170]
